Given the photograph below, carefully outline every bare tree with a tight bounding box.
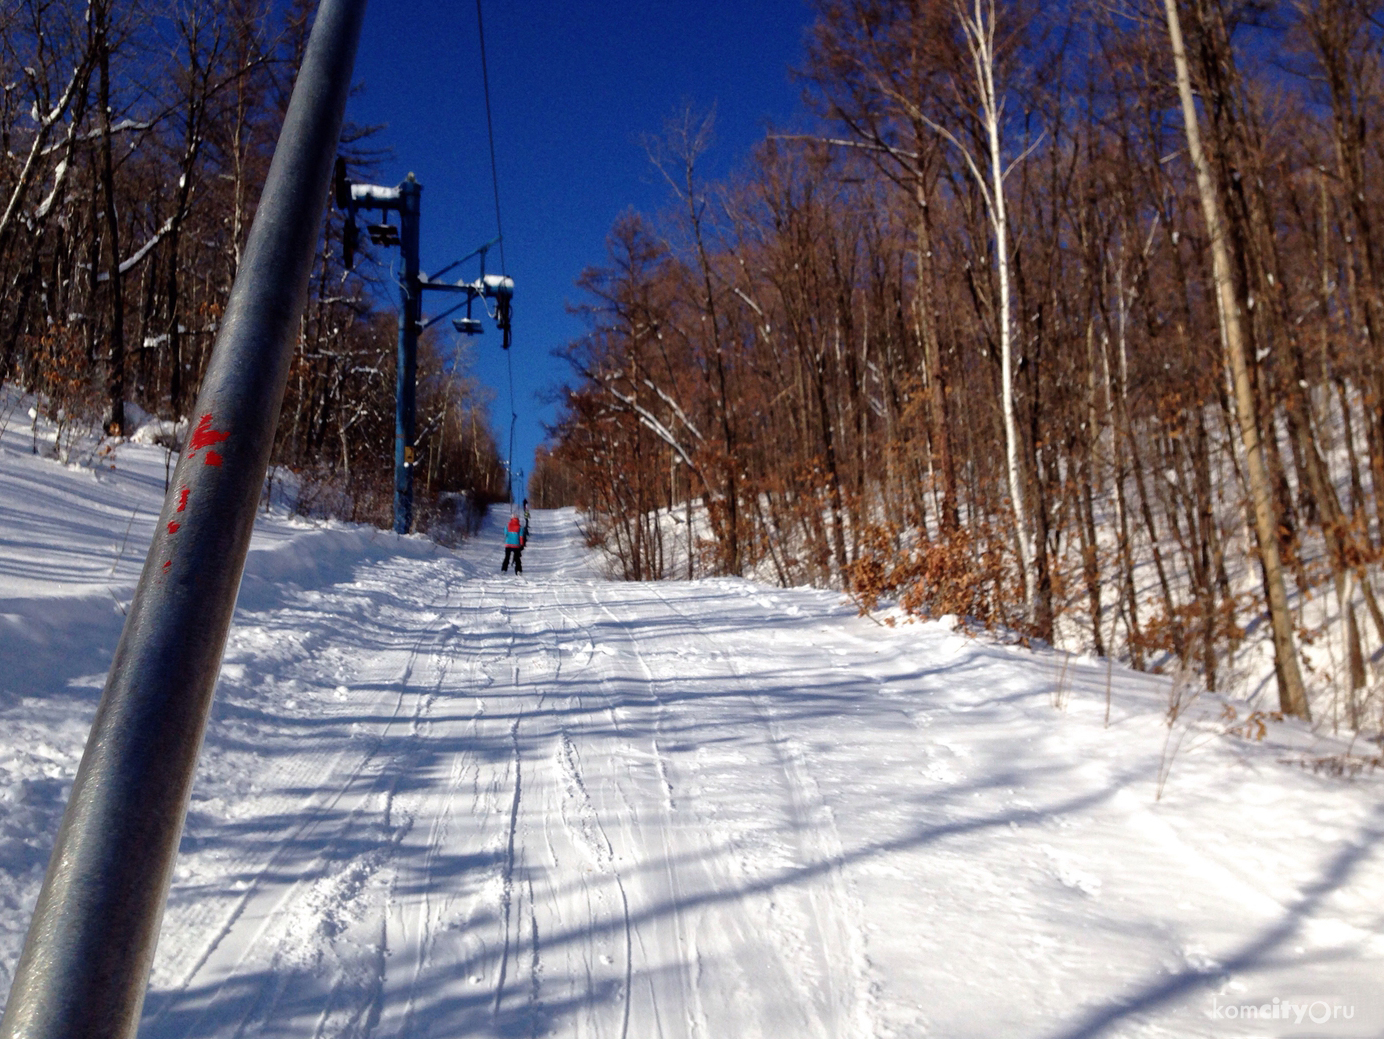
[1162,0,1310,718]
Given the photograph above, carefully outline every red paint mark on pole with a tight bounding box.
[167,522,180,535]
[162,560,171,572]
[177,487,190,512]
[188,414,230,466]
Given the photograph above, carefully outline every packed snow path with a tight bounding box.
[2,421,1384,1036]
[135,510,884,1038]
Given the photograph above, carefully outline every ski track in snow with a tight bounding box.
[3,412,1384,1037]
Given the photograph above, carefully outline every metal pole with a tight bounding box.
[394,175,421,534]
[0,2,366,1035]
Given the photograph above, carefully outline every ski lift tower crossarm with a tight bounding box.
[333,159,513,534]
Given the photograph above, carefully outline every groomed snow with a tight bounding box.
[1,394,1383,1037]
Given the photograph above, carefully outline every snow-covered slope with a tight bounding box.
[1,397,1383,1037]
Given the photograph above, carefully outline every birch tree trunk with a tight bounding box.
[1162,0,1310,719]
[957,0,1034,618]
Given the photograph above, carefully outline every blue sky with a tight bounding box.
[344,0,818,493]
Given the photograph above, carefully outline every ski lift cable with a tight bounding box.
[475,0,515,499]
[507,340,518,500]
[475,0,505,275]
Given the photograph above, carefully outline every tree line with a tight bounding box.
[542,0,1384,728]
[0,0,506,530]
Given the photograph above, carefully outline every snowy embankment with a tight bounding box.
[1,397,1383,1037]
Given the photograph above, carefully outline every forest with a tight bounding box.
[538,0,1384,728]
[0,0,507,534]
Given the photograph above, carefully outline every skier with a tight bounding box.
[501,508,524,574]
[522,498,531,543]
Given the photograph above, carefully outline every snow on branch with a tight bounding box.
[95,214,177,280]
[40,117,154,157]
[602,378,702,473]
